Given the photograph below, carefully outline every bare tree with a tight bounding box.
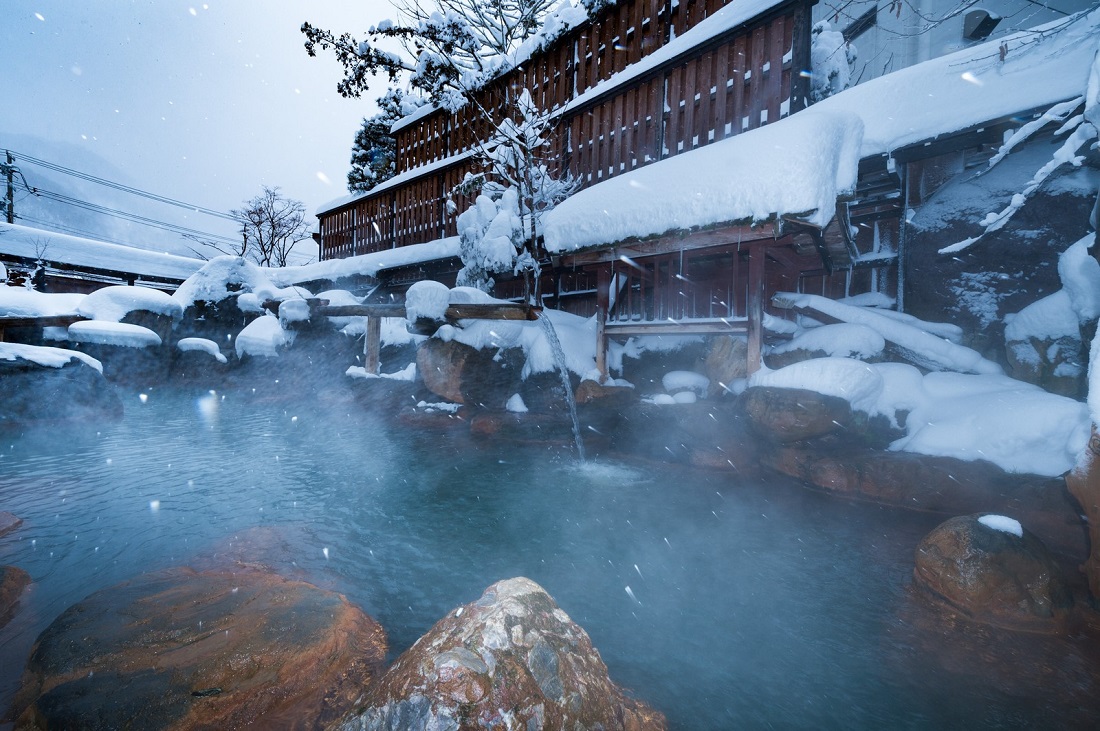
[230,187,311,267]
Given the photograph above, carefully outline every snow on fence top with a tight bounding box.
[812,7,1100,158]
[542,108,862,252]
[0,223,204,282]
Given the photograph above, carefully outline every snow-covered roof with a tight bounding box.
[813,7,1100,157]
[543,7,1100,253]
[271,236,461,286]
[542,107,863,252]
[0,222,204,282]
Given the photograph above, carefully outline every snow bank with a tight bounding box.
[777,292,1001,375]
[0,342,102,372]
[235,314,294,358]
[770,323,885,359]
[0,285,83,317]
[978,515,1024,538]
[543,109,863,252]
[1058,235,1100,323]
[76,285,183,322]
[891,371,1089,476]
[1004,290,1079,347]
[813,7,1100,158]
[68,321,162,348]
[177,337,228,364]
[662,371,709,396]
[0,222,203,281]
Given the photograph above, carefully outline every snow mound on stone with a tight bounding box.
[173,256,310,310]
[0,285,83,318]
[750,357,884,414]
[68,321,162,348]
[177,338,228,364]
[77,285,183,322]
[0,342,102,372]
[978,515,1024,538]
[235,314,294,358]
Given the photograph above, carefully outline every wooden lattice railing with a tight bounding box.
[318,0,811,261]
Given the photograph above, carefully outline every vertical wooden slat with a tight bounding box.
[596,265,610,380]
[731,35,747,135]
[748,26,767,131]
[746,244,765,373]
[682,57,698,151]
[611,92,625,176]
[765,17,786,125]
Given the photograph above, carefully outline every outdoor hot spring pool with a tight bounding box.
[2,385,1099,729]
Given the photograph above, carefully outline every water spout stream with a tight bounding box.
[537,314,586,462]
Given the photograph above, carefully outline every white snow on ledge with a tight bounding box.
[0,342,103,373]
[978,514,1024,538]
[68,321,162,348]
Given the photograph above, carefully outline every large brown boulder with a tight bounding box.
[913,514,1073,632]
[336,577,666,731]
[9,567,386,730]
[0,565,30,630]
[417,338,522,408]
[702,335,748,397]
[742,386,854,443]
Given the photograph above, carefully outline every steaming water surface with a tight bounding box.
[1,386,1098,728]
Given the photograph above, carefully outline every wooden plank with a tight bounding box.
[765,16,786,125]
[596,266,610,380]
[605,319,749,336]
[682,57,698,151]
[731,34,746,135]
[612,92,625,176]
[748,25,767,131]
[665,65,682,156]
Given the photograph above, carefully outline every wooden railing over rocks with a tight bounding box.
[318,0,812,260]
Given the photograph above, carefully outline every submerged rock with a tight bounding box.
[10,566,386,730]
[913,514,1073,632]
[0,511,22,537]
[337,577,666,731]
[0,565,30,630]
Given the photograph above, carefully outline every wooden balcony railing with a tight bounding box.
[318,0,811,261]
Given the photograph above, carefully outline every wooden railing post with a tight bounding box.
[365,315,382,375]
[596,265,611,381]
[746,243,765,373]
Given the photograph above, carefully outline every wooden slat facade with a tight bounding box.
[318,0,812,260]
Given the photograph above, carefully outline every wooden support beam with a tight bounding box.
[315,302,540,322]
[746,244,766,373]
[365,315,382,375]
[605,319,748,336]
[596,266,611,381]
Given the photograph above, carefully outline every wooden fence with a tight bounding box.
[318,0,811,260]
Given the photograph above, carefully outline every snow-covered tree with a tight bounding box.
[302,0,579,110]
[348,90,426,193]
[230,187,311,268]
[453,89,578,298]
[809,20,857,102]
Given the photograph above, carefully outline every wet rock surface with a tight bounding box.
[0,565,30,630]
[0,355,122,427]
[763,446,1086,557]
[742,386,856,444]
[417,338,521,407]
[913,515,1073,632]
[337,577,666,731]
[9,566,386,730]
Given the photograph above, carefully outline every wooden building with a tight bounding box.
[315,0,903,375]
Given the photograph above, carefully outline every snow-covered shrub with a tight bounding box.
[810,21,856,103]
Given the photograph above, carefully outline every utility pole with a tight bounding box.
[4,151,14,224]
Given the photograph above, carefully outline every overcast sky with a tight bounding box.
[1,1,394,258]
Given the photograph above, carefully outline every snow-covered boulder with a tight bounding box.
[171,337,229,381]
[0,343,121,425]
[767,323,885,370]
[334,577,665,731]
[913,514,1072,632]
[235,314,294,359]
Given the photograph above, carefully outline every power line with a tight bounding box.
[29,187,242,246]
[4,149,238,222]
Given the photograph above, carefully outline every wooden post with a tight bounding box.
[746,244,765,374]
[365,315,382,375]
[596,265,611,382]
